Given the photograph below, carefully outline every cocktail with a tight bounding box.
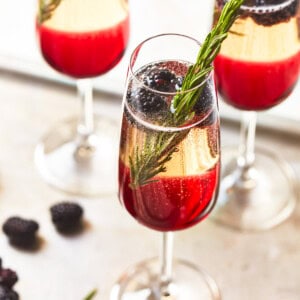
[213,0,300,230]
[111,1,244,296]
[112,32,221,300]
[35,0,129,196]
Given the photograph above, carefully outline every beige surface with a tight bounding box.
[0,70,299,300]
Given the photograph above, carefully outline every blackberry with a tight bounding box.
[242,0,298,26]
[0,259,19,300]
[0,269,18,289]
[194,83,213,114]
[50,202,83,232]
[144,70,177,92]
[2,217,39,247]
[127,67,187,120]
[174,76,184,90]
[128,87,168,115]
[0,285,19,300]
[217,0,298,26]
[193,83,216,127]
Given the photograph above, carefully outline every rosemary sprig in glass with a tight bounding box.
[38,0,62,23]
[129,0,243,188]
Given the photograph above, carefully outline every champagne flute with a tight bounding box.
[111,33,221,300]
[213,0,300,230]
[35,0,129,196]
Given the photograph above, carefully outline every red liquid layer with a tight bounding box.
[37,17,129,78]
[119,162,219,231]
[214,52,300,110]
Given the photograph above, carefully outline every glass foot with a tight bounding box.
[35,116,119,197]
[212,146,296,231]
[110,257,221,300]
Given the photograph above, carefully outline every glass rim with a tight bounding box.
[124,99,217,133]
[128,33,214,96]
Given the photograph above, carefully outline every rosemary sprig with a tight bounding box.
[172,0,244,119]
[38,0,62,23]
[129,0,243,188]
[129,130,188,188]
[83,289,97,300]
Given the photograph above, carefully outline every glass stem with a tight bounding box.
[160,232,174,295]
[74,79,95,160]
[77,78,94,137]
[237,111,257,170]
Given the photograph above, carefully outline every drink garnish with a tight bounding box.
[83,289,97,300]
[128,0,243,188]
[38,0,62,23]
